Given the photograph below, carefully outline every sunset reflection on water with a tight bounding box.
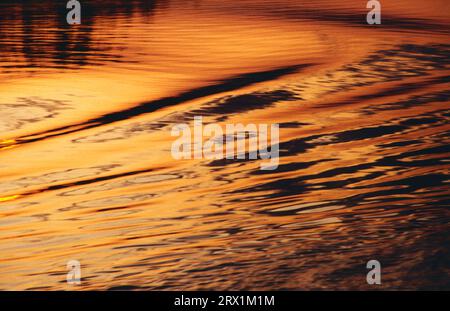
[0,0,449,290]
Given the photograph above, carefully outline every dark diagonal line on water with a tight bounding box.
[3,64,312,149]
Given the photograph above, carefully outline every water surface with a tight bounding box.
[0,0,449,290]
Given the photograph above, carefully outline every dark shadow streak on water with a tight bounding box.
[8,166,169,201]
[4,64,313,147]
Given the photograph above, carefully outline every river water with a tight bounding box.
[0,0,449,290]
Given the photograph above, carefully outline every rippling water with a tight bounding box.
[0,0,449,290]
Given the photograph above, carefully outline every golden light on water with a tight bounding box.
[0,0,449,290]
[0,195,20,203]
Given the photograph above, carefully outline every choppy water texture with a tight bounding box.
[0,0,449,290]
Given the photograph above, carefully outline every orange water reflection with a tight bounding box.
[0,0,449,290]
